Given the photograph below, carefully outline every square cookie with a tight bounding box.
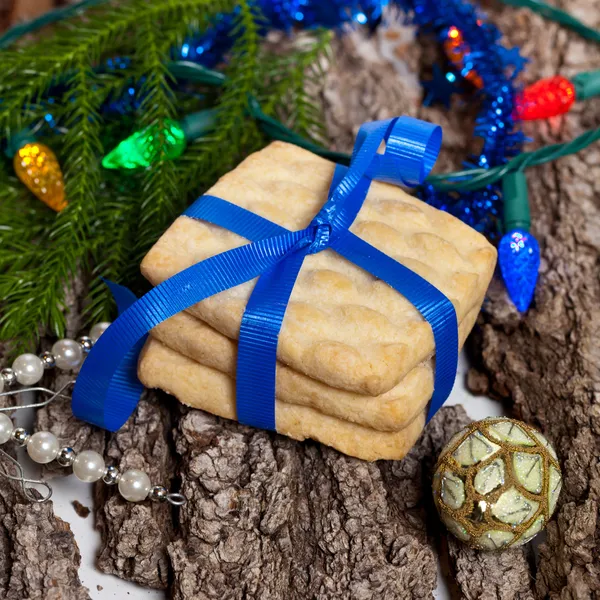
[139,338,426,461]
[149,292,481,432]
[142,141,496,396]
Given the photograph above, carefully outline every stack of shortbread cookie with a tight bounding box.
[138,142,496,461]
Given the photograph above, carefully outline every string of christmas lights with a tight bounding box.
[2,0,600,312]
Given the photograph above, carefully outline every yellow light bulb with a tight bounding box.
[13,142,67,212]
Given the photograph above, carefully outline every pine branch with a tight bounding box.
[0,0,235,133]
[0,0,330,353]
[0,58,105,347]
[0,2,137,133]
[258,30,332,145]
[0,167,51,275]
[124,0,237,280]
[177,0,264,193]
[0,0,238,349]
[125,12,179,282]
[61,63,104,237]
[86,174,140,324]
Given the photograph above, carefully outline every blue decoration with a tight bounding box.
[101,57,145,116]
[30,0,535,309]
[72,116,459,433]
[396,0,526,237]
[33,56,142,134]
[174,0,387,69]
[498,46,529,79]
[422,64,459,108]
[498,229,540,312]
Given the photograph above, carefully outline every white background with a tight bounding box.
[14,351,505,599]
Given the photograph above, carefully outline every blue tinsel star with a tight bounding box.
[421,64,459,108]
[499,46,529,78]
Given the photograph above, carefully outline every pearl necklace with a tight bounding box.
[0,322,185,506]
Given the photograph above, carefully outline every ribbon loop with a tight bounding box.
[73,115,459,441]
[365,115,442,187]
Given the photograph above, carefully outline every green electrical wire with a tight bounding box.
[168,61,352,164]
[572,69,600,101]
[1,2,599,192]
[169,61,600,192]
[427,126,600,191]
[497,0,600,44]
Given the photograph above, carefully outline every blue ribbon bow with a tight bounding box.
[73,116,458,434]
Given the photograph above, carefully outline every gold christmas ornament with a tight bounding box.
[13,142,67,212]
[433,417,562,551]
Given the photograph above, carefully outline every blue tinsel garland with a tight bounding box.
[42,0,527,241]
[172,0,526,238]
[183,0,535,310]
[396,0,526,236]
[392,0,540,311]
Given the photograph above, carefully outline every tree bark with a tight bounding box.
[0,385,90,600]
[0,482,91,600]
[94,391,177,589]
[167,405,468,600]
[465,3,600,598]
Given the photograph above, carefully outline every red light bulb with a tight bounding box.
[514,75,576,120]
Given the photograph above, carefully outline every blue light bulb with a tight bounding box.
[498,229,540,312]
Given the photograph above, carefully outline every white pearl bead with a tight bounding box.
[73,450,106,483]
[12,353,44,386]
[51,339,83,370]
[0,413,13,444]
[118,469,151,502]
[90,322,111,342]
[26,431,59,464]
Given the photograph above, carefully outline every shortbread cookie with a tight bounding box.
[150,314,431,432]
[142,141,496,396]
[138,338,426,461]
[149,293,481,432]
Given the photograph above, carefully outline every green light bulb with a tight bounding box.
[102,119,186,169]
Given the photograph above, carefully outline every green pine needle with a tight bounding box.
[125,11,180,281]
[176,1,265,194]
[0,0,331,354]
[258,29,332,146]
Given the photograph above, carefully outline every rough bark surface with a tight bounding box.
[93,392,177,589]
[167,406,470,600]
[0,388,90,600]
[0,483,91,600]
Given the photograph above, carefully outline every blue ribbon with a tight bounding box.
[73,116,458,434]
